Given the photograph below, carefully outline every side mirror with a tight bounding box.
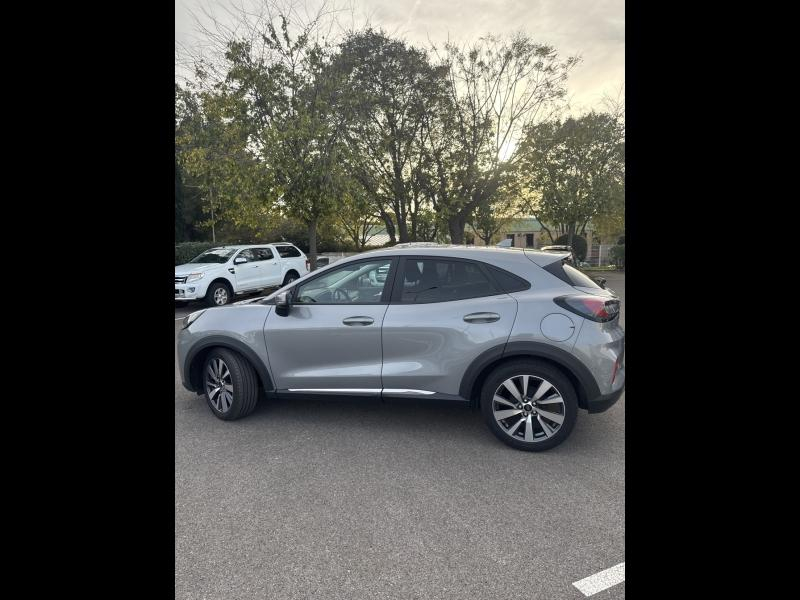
[234,257,248,265]
[275,290,292,316]
[595,277,607,289]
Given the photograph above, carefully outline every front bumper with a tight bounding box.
[175,282,207,301]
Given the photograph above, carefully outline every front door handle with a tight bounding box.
[463,312,500,323]
[343,316,374,326]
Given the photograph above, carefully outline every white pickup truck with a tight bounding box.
[175,243,309,306]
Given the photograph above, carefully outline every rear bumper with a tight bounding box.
[586,383,624,413]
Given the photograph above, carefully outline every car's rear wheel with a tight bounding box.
[205,281,231,307]
[481,360,578,451]
[202,348,259,420]
[282,271,299,286]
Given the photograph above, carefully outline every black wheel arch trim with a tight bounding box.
[460,341,601,410]
[184,335,274,394]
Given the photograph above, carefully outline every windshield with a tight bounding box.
[189,248,238,264]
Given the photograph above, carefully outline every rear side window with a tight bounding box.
[399,258,499,303]
[562,264,602,289]
[486,265,531,293]
[275,245,301,258]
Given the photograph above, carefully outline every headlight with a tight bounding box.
[182,310,206,329]
[185,272,205,283]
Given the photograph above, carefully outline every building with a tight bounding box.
[476,217,616,267]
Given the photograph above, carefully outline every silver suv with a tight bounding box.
[177,245,625,451]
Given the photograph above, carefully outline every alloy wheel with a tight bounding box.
[213,287,229,305]
[205,358,233,413]
[492,375,566,443]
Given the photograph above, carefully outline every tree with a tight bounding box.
[468,189,525,245]
[175,158,186,242]
[175,83,274,242]
[518,111,625,263]
[424,34,579,243]
[335,30,447,243]
[336,178,381,251]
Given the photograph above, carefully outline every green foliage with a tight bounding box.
[554,234,588,262]
[610,244,625,269]
[519,111,625,246]
[176,242,216,265]
[175,8,620,255]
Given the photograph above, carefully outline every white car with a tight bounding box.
[175,243,309,306]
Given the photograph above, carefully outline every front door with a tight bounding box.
[233,249,261,290]
[263,257,397,393]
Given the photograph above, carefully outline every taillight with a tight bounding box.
[554,295,620,323]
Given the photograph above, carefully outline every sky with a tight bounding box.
[175,0,624,113]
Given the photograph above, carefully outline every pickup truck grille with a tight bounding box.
[175,276,187,284]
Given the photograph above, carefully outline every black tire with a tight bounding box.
[205,281,232,307]
[202,348,260,420]
[480,359,578,451]
[282,270,299,286]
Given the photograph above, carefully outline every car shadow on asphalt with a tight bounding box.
[214,393,624,456]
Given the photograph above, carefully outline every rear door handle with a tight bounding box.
[463,312,500,323]
[343,316,374,326]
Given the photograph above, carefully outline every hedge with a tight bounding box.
[610,244,625,269]
[554,234,588,262]
[176,241,216,266]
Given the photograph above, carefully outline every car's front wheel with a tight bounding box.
[481,359,578,451]
[202,348,259,420]
[205,281,231,307]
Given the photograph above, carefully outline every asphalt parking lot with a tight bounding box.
[175,272,625,599]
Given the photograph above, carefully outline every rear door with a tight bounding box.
[380,256,518,399]
[252,247,282,287]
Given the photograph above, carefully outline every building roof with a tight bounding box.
[505,218,543,233]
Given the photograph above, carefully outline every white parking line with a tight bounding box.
[572,562,625,597]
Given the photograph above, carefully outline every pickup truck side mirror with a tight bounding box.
[234,257,248,265]
[275,290,292,316]
[595,277,607,289]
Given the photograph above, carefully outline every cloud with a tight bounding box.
[176,0,624,110]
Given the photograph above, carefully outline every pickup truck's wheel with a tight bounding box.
[481,359,578,451]
[282,271,299,286]
[205,281,231,307]
[203,348,259,420]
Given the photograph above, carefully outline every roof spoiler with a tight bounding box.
[523,248,572,267]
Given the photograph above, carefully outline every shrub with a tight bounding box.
[554,234,588,262]
[176,241,215,265]
[610,244,625,269]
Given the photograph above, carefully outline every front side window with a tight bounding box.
[254,248,274,261]
[399,258,498,303]
[294,259,392,304]
[237,249,257,262]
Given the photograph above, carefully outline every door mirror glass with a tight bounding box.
[275,291,292,316]
[234,257,248,265]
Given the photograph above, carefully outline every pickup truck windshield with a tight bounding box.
[189,248,238,264]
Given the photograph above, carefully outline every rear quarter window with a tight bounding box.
[562,264,601,289]
[275,245,301,258]
[485,265,531,293]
